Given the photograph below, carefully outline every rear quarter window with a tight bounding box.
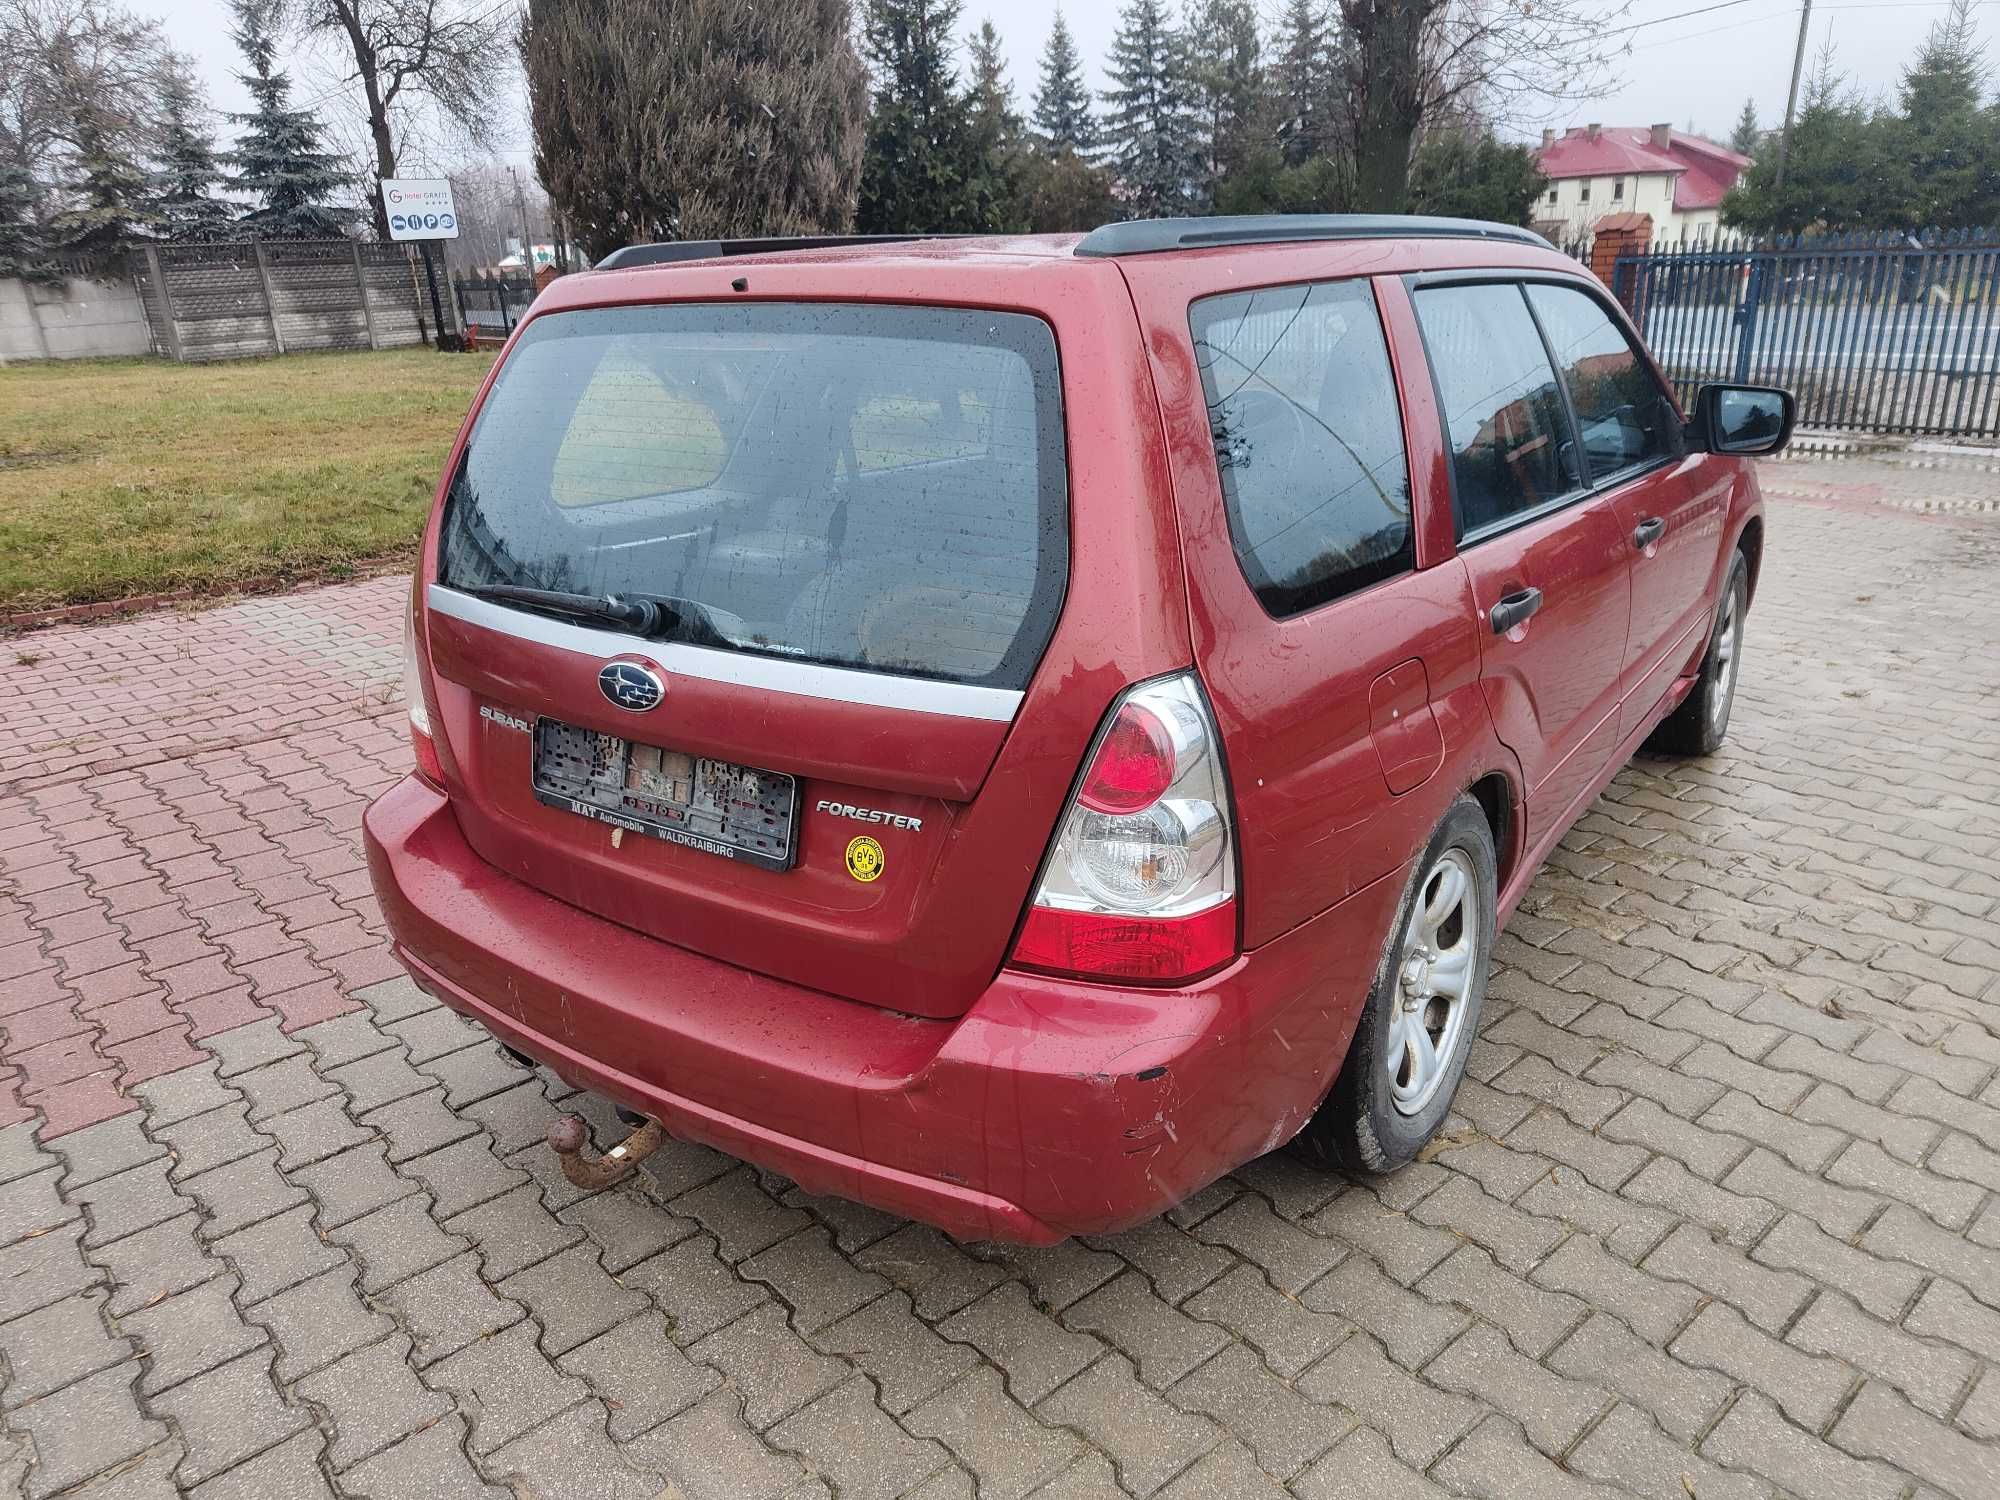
[1188,279,1414,617]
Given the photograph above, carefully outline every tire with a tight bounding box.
[1648,550,1749,757]
[1292,795,1498,1174]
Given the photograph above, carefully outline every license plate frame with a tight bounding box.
[529,717,797,872]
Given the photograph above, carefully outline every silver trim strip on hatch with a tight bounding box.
[427,584,1025,722]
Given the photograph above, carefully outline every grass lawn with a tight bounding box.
[0,347,497,612]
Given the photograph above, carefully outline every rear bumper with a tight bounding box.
[363,775,1394,1242]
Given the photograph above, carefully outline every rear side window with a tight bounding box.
[439,303,1067,689]
[1189,280,1412,617]
[1414,283,1577,536]
[1525,283,1684,480]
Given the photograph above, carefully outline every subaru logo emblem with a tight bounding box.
[598,662,664,712]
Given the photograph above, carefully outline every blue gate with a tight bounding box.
[1610,232,2000,438]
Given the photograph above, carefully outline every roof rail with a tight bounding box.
[1073,215,1554,258]
[594,234,960,270]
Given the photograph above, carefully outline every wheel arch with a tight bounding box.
[1465,768,1520,896]
[1736,514,1765,606]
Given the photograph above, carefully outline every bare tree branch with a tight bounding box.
[271,0,514,233]
[1,0,174,210]
[1338,0,1628,210]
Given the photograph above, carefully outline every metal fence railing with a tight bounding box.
[453,274,535,339]
[1606,231,2000,438]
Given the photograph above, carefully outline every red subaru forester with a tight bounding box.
[364,216,1792,1244]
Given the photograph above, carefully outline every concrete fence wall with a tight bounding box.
[2,241,437,363]
[0,273,152,362]
[133,241,432,362]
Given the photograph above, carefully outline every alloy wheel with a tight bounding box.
[1709,586,1741,735]
[1386,848,1479,1116]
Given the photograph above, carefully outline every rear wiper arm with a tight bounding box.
[642,593,739,648]
[461,583,735,647]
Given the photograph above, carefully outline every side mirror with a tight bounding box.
[1689,383,1796,457]
[1557,437,1585,489]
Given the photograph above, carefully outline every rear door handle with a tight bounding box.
[1490,587,1544,635]
[1633,516,1666,550]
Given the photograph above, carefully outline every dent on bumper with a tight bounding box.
[363,774,1381,1241]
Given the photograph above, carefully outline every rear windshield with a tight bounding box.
[439,302,1068,689]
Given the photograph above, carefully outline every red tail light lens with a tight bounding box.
[1007,674,1237,986]
[410,722,446,788]
[404,596,445,791]
[1077,702,1174,814]
[1011,899,1237,983]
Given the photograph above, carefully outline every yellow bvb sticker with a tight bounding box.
[844,835,886,883]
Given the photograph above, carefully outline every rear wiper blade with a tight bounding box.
[461,583,736,647]
[462,583,663,634]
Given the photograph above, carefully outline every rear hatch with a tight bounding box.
[418,270,1189,1018]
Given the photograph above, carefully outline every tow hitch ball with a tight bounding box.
[546,1112,666,1190]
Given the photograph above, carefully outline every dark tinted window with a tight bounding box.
[1526,283,1684,478]
[1414,283,1578,536]
[439,303,1067,689]
[1189,280,1412,617]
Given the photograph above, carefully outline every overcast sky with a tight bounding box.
[147,0,1972,176]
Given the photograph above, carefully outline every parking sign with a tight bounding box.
[380,179,459,241]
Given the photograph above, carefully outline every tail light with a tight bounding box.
[1008,673,1238,984]
[404,594,446,789]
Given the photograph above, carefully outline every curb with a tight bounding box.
[3,561,413,634]
[3,586,222,631]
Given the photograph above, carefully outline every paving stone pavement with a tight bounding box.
[2,453,1999,1497]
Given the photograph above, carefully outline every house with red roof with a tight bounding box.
[1532,124,1752,245]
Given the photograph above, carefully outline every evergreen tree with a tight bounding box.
[0,160,55,281]
[228,0,351,239]
[968,18,1028,228]
[1032,10,1097,155]
[522,0,867,261]
[1887,0,1997,228]
[1185,0,1263,195]
[1722,47,1888,233]
[1273,0,1338,165]
[46,97,160,256]
[1730,98,1761,156]
[157,65,233,243]
[1199,0,1352,219]
[969,20,1023,148]
[1406,130,1546,226]
[856,0,994,232]
[1103,0,1203,215]
[1016,150,1121,230]
[1204,0,1349,218]
[1210,148,1347,215]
